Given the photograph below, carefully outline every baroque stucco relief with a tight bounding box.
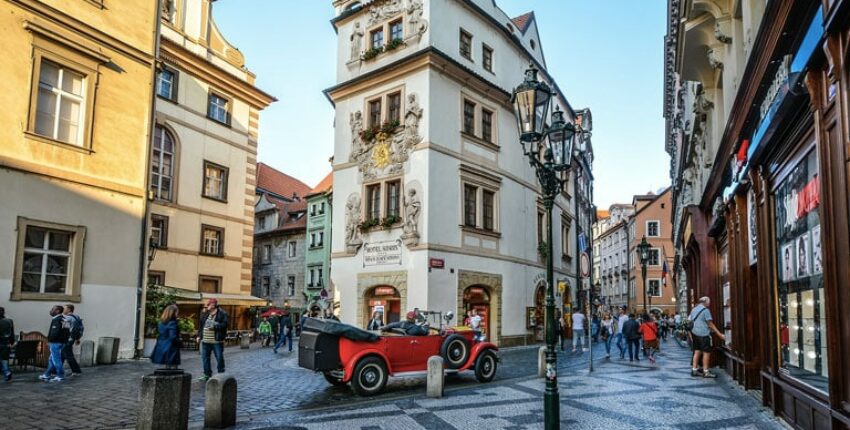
[349,93,423,181]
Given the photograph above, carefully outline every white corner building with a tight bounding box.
[328,0,590,346]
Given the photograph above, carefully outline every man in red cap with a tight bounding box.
[196,299,228,382]
[380,311,428,336]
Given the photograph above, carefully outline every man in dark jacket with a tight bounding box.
[41,305,69,382]
[196,299,228,382]
[0,307,14,382]
[622,313,641,362]
[273,311,293,354]
[381,311,429,336]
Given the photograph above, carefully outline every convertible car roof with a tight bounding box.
[302,317,379,342]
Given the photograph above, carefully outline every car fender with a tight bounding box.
[342,349,392,383]
[460,342,499,371]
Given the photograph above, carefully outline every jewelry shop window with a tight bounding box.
[775,148,827,392]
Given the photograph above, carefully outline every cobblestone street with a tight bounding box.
[0,339,605,430]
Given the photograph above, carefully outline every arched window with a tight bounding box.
[151,125,175,201]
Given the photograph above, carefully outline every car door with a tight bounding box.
[409,332,443,371]
[382,333,413,372]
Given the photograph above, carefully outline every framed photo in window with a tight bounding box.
[811,225,822,274]
[781,243,795,282]
[796,234,810,279]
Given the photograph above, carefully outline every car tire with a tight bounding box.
[351,356,388,396]
[440,334,471,369]
[474,349,498,383]
[322,371,346,386]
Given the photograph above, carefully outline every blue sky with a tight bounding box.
[214,1,670,208]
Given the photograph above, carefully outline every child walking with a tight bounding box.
[639,313,659,364]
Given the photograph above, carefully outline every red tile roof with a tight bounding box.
[597,209,610,220]
[256,162,311,201]
[512,12,534,34]
[306,172,333,197]
[258,197,307,235]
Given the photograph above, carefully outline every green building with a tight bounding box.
[304,172,333,314]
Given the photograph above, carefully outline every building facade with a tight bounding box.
[595,204,635,309]
[147,0,275,331]
[328,0,592,346]
[0,0,158,358]
[252,163,312,316]
[665,0,850,428]
[627,189,674,315]
[304,173,335,314]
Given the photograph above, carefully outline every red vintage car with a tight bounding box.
[298,316,499,396]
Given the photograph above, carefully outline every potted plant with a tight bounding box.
[358,218,381,232]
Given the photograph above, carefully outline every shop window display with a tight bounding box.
[774,149,828,391]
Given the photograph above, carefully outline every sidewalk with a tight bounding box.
[230,342,788,430]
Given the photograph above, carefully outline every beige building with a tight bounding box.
[0,0,158,358]
[146,0,275,332]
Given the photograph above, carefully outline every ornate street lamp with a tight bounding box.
[512,64,580,430]
[637,236,651,313]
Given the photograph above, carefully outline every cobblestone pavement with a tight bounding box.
[229,342,789,430]
[0,337,605,430]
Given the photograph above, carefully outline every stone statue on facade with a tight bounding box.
[714,22,732,44]
[350,110,367,162]
[407,0,428,37]
[707,48,724,70]
[350,22,364,61]
[368,0,403,26]
[345,194,363,254]
[402,188,421,248]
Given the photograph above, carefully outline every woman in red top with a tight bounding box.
[639,313,659,364]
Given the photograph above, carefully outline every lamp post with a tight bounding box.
[637,236,651,313]
[512,64,581,430]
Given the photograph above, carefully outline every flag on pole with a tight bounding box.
[662,260,669,286]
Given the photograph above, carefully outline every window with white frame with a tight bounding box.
[150,214,168,248]
[150,125,175,201]
[459,29,472,59]
[156,66,178,101]
[34,60,86,146]
[319,202,326,214]
[561,217,571,257]
[207,92,230,125]
[201,225,223,256]
[649,248,661,266]
[16,222,84,298]
[317,267,324,287]
[646,220,660,237]
[389,19,403,42]
[203,161,228,201]
[362,180,403,226]
[647,279,662,297]
[287,241,297,258]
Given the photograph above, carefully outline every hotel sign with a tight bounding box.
[363,240,403,267]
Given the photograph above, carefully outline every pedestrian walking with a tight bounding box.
[62,304,83,377]
[151,304,181,370]
[622,313,641,362]
[639,313,659,364]
[601,312,615,358]
[0,307,14,382]
[590,314,600,343]
[41,305,69,382]
[615,306,627,359]
[196,299,228,382]
[273,310,293,353]
[367,311,383,331]
[571,310,586,353]
[558,312,568,351]
[688,296,725,378]
[258,317,272,347]
[658,314,669,342]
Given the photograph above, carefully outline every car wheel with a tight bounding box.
[351,356,388,396]
[322,371,346,387]
[474,350,498,383]
[440,334,471,369]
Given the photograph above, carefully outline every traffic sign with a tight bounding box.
[580,252,590,277]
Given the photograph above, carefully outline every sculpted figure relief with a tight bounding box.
[350,22,364,61]
[345,194,363,253]
[402,187,421,247]
[368,0,403,26]
[407,0,428,36]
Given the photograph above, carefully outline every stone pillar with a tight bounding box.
[136,370,191,430]
[538,346,546,378]
[426,355,444,398]
[79,340,95,367]
[205,373,237,429]
[240,334,250,349]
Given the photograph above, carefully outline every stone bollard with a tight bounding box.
[96,337,120,365]
[205,373,237,429]
[426,355,444,398]
[538,346,546,378]
[79,340,95,367]
[240,334,250,349]
[136,370,191,430]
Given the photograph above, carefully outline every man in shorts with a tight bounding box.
[689,296,725,378]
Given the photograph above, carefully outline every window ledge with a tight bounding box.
[24,131,93,154]
[461,131,500,152]
[156,94,179,105]
[460,225,501,238]
[11,292,81,303]
[201,253,225,258]
[202,195,228,204]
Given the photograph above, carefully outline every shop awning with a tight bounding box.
[174,291,268,307]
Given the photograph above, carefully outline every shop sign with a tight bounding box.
[429,258,445,269]
[363,240,402,267]
[747,189,758,265]
[373,287,397,296]
[759,55,792,123]
[369,300,384,306]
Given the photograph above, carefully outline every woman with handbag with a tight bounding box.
[151,304,181,370]
[601,312,615,358]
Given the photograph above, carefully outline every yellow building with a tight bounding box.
[0,0,158,358]
[146,0,275,334]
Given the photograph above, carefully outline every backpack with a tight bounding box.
[683,308,705,332]
[71,315,84,341]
